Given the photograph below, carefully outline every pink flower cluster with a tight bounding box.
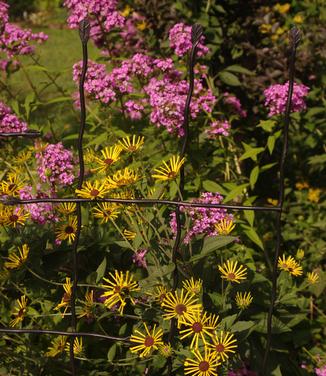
[316,366,326,376]
[170,192,232,243]
[263,81,309,116]
[224,92,247,118]
[36,143,75,186]
[64,0,125,48]
[19,186,58,225]
[0,2,47,61]
[132,249,148,268]
[169,23,209,57]
[0,101,27,133]
[206,120,230,137]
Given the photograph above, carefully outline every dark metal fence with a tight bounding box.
[0,20,300,376]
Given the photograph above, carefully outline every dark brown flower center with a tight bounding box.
[227,272,236,280]
[63,292,71,303]
[167,171,176,178]
[65,226,74,234]
[90,189,99,197]
[9,215,19,222]
[144,336,154,347]
[104,158,114,165]
[215,343,225,353]
[18,308,26,317]
[8,183,17,191]
[199,361,209,371]
[192,322,203,333]
[175,303,186,315]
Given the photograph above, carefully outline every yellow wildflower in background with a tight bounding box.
[267,198,278,206]
[308,188,321,203]
[118,135,144,152]
[159,343,173,358]
[56,216,78,244]
[65,337,84,357]
[76,180,110,199]
[123,229,136,240]
[179,311,215,349]
[152,155,185,181]
[149,285,169,304]
[77,290,95,320]
[259,23,272,34]
[184,347,220,376]
[293,14,304,24]
[274,3,290,14]
[93,145,122,173]
[137,20,148,31]
[92,202,120,223]
[56,202,76,215]
[4,244,29,270]
[106,167,139,188]
[295,181,309,190]
[278,255,303,276]
[13,150,32,164]
[296,249,305,260]
[120,5,132,17]
[101,270,140,315]
[10,295,28,327]
[130,323,163,358]
[235,291,253,310]
[45,336,67,357]
[218,260,247,283]
[182,277,202,295]
[209,331,237,362]
[55,277,73,316]
[215,219,235,235]
[3,207,29,228]
[161,289,202,328]
[307,272,319,285]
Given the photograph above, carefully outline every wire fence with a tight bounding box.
[0,19,300,376]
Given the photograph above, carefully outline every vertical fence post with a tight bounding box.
[262,27,301,375]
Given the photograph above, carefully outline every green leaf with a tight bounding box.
[96,257,107,283]
[241,225,264,249]
[189,236,235,263]
[239,147,264,161]
[267,135,276,154]
[107,344,117,362]
[44,96,73,105]
[225,64,254,76]
[219,71,241,86]
[223,183,248,203]
[249,166,259,189]
[231,321,255,332]
[243,209,255,227]
[257,119,276,133]
[202,180,226,194]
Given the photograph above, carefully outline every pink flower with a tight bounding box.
[132,249,148,268]
[206,120,231,137]
[316,365,326,376]
[223,92,247,118]
[264,81,309,116]
[124,100,144,120]
[0,101,27,133]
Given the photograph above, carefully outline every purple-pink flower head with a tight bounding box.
[223,92,247,118]
[206,120,231,138]
[264,81,309,116]
[0,101,27,133]
[35,142,75,186]
[316,365,326,376]
[132,249,148,268]
[169,23,209,57]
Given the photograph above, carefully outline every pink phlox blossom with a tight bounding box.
[0,101,27,133]
[169,23,209,57]
[132,249,148,268]
[206,120,231,137]
[124,100,144,120]
[263,81,309,116]
[223,92,247,118]
[316,366,326,376]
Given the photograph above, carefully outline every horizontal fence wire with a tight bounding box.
[0,20,300,376]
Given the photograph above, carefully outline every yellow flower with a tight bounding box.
[267,198,278,206]
[118,135,144,152]
[77,290,95,320]
[206,313,219,331]
[75,180,110,199]
[10,295,28,327]
[55,216,78,244]
[120,5,132,17]
[277,255,303,276]
[293,14,304,24]
[159,343,173,358]
[56,202,77,215]
[137,20,148,31]
[101,270,140,315]
[130,323,163,358]
[218,260,247,283]
[259,23,272,34]
[4,244,29,269]
[13,150,32,164]
[296,248,305,260]
[214,219,235,235]
[3,207,29,227]
[307,272,319,285]
[92,202,120,223]
[45,336,67,357]
[209,331,237,362]
[184,347,220,376]
[93,145,123,173]
[65,337,84,357]
[1,173,25,196]
[235,291,253,310]
[161,289,202,328]
[123,229,136,240]
[179,311,215,349]
[106,167,139,188]
[274,3,290,14]
[308,188,321,203]
[54,277,73,316]
[152,155,185,181]
[182,277,202,295]
[84,148,96,164]
[296,182,309,190]
[148,285,169,304]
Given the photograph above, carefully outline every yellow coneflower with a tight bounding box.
[55,216,78,244]
[293,14,304,24]
[106,167,139,188]
[182,277,202,295]
[136,20,148,31]
[259,24,272,34]
[4,244,29,270]
[45,336,67,357]
[267,198,278,206]
[92,145,123,173]
[1,173,25,196]
[277,255,303,276]
[56,202,77,215]
[84,148,96,164]
[65,337,84,357]
[77,290,95,320]
[235,291,253,310]
[296,248,305,260]
[161,289,202,328]
[92,202,120,223]
[13,150,32,164]
[184,347,220,376]
[206,313,220,331]
[179,311,215,349]
[148,285,169,304]
[214,219,235,235]
[3,207,29,228]
[273,3,290,14]
[209,331,237,362]
[54,277,73,316]
[152,155,185,181]
[100,270,140,315]
[218,260,247,283]
[159,343,173,358]
[75,180,110,200]
[308,188,321,203]
[10,295,28,327]
[307,272,319,285]
[295,182,309,191]
[123,229,136,240]
[120,5,132,17]
[130,323,163,358]
[118,135,144,152]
